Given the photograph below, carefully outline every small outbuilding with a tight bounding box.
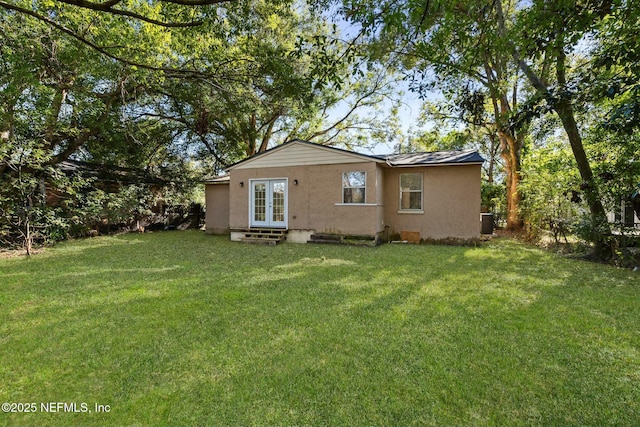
[205,139,484,244]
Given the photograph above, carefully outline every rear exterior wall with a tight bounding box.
[383,164,481,240]
[204,183,230,234]
[229,162,384,236]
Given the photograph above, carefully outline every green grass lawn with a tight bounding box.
[1,231,639,426]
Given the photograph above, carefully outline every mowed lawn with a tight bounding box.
[1,232,639,426]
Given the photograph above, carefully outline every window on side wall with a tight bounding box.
[343,171,366,204]
[399,173,423,211]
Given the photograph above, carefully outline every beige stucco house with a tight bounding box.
[205,139,484,244]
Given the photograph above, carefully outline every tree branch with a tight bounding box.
[55,0,208,27]
[394,49,489,86]
[197,133,228,167]
[0,1,226,89]
[157,0,235,5]
[306,74,391,141]
[257,117,278,153]
[494,0,549,95]
[411,0,431,40]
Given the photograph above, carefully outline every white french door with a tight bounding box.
[250,179,287,228]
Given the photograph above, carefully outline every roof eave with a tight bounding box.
[203,176,230,184]
[203,180,230,185]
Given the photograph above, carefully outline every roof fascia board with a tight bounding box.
[203,180,230,184]
[383,161,485,168]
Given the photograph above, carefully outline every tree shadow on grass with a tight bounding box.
[1,234,639,426]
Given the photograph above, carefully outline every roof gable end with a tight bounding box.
[226,139,380,171]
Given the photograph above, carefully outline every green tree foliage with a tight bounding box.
[520,141,582,243]
[338,0,529,230]
[508,0,640,259]
[408,102,504,184]
[587,4,640,134]
[157,22,404,164]
[0,0,402,250]
[496,0,617,256]
[0,0,235,73]
[581,1,640,223]
[586,128,640,227]
[342,0,637,257]
[0,3,170,249]
[0,140,90,253]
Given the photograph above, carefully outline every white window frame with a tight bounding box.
[399,173,424,213]
[342,171,366,204]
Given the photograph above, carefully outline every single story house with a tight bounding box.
[204,139,484,244]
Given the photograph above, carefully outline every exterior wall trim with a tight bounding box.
[396,210,424,214]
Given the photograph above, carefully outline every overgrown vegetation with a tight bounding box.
[0,232,639,426]
[0,158,204,253]
[0,0,405,253]
[519,141,582,242]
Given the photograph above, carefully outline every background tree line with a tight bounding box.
[1,0,639,263]
[0,0,400,253]
[340,0,640,262]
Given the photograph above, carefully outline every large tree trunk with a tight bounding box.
[486,133,498,184]
[553,49,610,258]
[492,92,524,231]
[495,0,611,257]
[245,112,259,156]
[554,98,611,257]
[484,42,526,231]
[498,131,524,231]
[44,86,68,147]
[0,94,18,176]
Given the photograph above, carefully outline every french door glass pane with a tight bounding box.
[272,182,285,222]
[254,183,266,222]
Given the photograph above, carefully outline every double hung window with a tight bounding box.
[399,173,423,211]
[342,172,366,204]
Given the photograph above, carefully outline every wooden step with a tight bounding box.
[232,228,287,245]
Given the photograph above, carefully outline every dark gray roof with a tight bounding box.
[375,149,485,166]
